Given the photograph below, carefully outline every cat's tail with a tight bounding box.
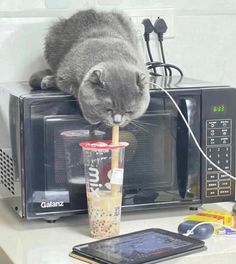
[29,69,57,90]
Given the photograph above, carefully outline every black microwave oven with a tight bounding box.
[0,77,235,221]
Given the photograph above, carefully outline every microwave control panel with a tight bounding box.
[205,119,233,199]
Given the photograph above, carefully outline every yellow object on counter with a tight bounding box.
[184,215,220,223]
[184,210,233,227]
[232,215,236,228]
[203,210,232,226]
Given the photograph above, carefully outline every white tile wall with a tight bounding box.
[0,17,50,82]
[0,0,235,87]
[164,14,236,86]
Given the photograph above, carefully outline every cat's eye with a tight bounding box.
[126,111,133,115]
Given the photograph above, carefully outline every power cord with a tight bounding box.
[142,17,183,77]
[153,18,168,76]
[147,62,183,77]
[142,18,158,75]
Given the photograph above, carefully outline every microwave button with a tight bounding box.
[212,137,231,145]
[219,173,230,180]
[207,129,216,137]
[207,138,216,145]
[206,181,218,189]
[223,165,230,170]
[207,121,217,128]
[219,189,231,196]
[206,189,218,197]
[207,164,214,171]
[219,180,231,188]
[220,137,231,145]
[207,173,218,181]
[219,120,231,128]
[225,147,230,152]
[221,128,230,137]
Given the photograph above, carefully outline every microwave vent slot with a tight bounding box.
[0,149,15,195]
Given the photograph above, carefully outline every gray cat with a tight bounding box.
[29,9,150,127]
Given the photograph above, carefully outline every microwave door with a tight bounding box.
[176,99,189,199]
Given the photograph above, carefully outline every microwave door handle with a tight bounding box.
[176,99,189,199]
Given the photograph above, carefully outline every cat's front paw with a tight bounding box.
[41,75,57,89]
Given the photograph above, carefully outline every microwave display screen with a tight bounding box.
[211,104,225,113]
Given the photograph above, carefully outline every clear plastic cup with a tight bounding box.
[80,140,129,239]
[61,130,105,207]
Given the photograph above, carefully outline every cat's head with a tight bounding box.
[78,62,150,127]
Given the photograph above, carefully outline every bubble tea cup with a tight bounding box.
[80,140,128,239]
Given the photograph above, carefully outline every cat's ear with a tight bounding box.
[136,72,147,87]
[89,69,104,85]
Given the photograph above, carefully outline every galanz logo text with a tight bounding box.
[40,201,64,208]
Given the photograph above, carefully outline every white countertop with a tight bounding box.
[0,199,236,264]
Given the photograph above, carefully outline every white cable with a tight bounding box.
[183,221,236,237]
[148,81,236,181]
[184,221,233,236]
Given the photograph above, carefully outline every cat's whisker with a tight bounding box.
[133,119,159,128]
[130,120,153,136]
[94,122,107,131]
[132,120,151,130]
[132,123,151,135]
[135,119,178,140]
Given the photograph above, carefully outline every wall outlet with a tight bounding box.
[124,8,175,40]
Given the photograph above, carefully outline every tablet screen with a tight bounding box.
[73,228,205,264]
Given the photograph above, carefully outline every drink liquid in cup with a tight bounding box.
[80,140,129,239]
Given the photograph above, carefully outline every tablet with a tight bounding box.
[72,228,206,264]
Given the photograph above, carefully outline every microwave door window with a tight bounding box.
[122,96,200,207]
[122,111,178,205]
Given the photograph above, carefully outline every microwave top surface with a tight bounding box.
[149,76,231,90]
[0,76,231,98]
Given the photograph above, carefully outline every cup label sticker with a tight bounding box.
[110,168,124,185]
[88,167,102,192]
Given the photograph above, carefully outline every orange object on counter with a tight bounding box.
[184,210,233,227]
[184,215,220,223]
[196,212,224,223]
[202,210,232,226]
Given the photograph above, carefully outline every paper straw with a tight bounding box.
[111,125,120,194]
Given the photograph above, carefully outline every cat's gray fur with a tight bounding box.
[29,9,150,127]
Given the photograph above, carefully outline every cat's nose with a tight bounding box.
[113,114,122,124]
